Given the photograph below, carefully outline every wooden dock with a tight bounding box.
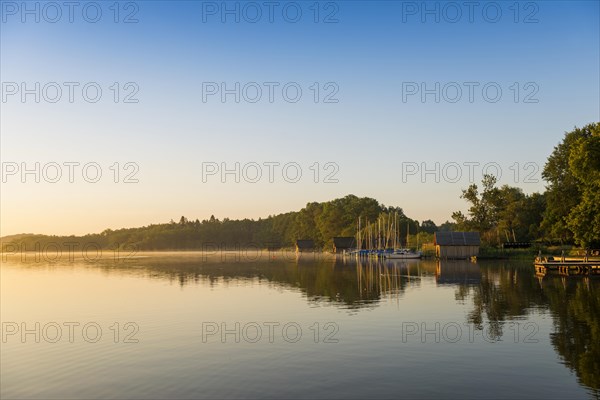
[534,254,600,276]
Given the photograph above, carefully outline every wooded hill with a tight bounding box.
[0,195,424,251]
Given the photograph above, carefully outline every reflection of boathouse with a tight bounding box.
[434,231,480,259]
[436,260,481,285]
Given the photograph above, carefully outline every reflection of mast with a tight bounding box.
[537,274,544,290]
[356,262,362,298]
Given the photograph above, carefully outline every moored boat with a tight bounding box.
[384,248,422,259]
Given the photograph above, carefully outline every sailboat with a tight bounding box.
[384,248,422,259]
[384,220,422,259]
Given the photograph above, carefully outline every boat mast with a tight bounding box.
[357,217,361,252]
[394,212,398,249]
[416,224,419,250]
[387,214,392,249]
[386,214,394,247]
[378,217,381,250]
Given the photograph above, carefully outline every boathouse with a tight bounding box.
[295,239,315,253]
[434,231,480,259]
[332,237,356,253]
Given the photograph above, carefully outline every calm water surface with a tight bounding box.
[1,253,599,399]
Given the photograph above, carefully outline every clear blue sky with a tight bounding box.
[1,1,599,235]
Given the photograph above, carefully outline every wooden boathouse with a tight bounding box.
[295,239,315,253]
[434,232,480,259]
[332,237,356,253]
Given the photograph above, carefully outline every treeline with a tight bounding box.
[452,122,600,249]
[3,123,598,251]
[451,175,546,246]
[1,195,438,251]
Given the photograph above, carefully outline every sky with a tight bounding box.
[1,0,599,236]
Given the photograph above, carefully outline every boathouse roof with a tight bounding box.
[434,232,481,246]
[333,237,356,249]
[296,239,315,249]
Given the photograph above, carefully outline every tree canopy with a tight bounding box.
[1,195,416,251]
[543,123,600,248]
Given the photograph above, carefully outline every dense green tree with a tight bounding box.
[542,123,599,245]
[496,186,526,241]
[452,175,502,243]
[294,201,323,245]
[420,220,437,234]
[564,125,600,248]
[454,176,546,245]
[461,175,502,232]
[438,221,457,232]
[518,192,547,241]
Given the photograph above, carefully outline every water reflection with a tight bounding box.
[543,276,599,395]
[3,253,599,395]
[436,259,481,285]
[460,261,599,396]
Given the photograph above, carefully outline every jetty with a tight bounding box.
[534,252,600,276]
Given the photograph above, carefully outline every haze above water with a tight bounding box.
[1,254,598,399]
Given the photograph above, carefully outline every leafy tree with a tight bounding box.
[518,192,546,241]
[453,175,503,243]
[564,125,600,248]
[294,201,323,244]
[542,123,600,247]
[453,176,546,245]
[438,221,457,231]
[420,220,438,234]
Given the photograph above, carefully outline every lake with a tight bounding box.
[1,252,598,399]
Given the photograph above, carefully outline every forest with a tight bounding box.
[1,123,598,251]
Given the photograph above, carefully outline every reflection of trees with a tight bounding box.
[546,278,600,395]
[84,255,430,309]
[353,258,424,303]
[9,255,599,393]
[457,262,545,338]
[459,261,600,394]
